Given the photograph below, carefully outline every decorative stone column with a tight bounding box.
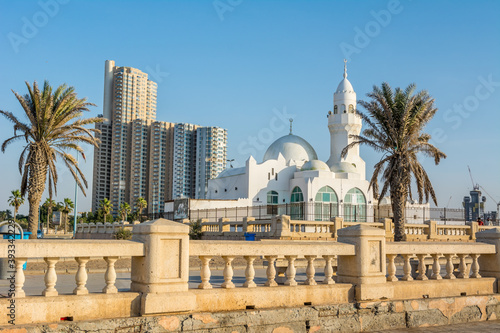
[131,218,194,315]
[243,217,255,233]
[337,224,393,301]
[272,215,291,238]
[477,228,500,291]
[380,218,394,241]
[331,217,344,239]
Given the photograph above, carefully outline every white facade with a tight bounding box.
[206,63,374,221]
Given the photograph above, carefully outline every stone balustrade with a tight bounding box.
[3,219,500,326]
[200,215,495,242]
[75,221,139,239]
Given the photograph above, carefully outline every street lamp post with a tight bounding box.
[73,154,79,238]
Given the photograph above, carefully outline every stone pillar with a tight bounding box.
[476,228,500,291]
[219,218,230,233]
[425,220,437,240]
[469,221,479,241]
[337,224,393,301]
[243,217,255,233]
[380,218,393,241]
[131,218,194,315]
[272,215,292,238]
[331,217,343,239]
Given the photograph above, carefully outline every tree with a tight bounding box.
[60,198,74,233]
[43,198,56,231]
[99,198,112,223]
[135,197,147,222]
[341,82,446,241]
[8,189,24,222]
[0,81,103,238]
[119,202,131,222]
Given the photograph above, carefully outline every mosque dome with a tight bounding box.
[335,78,354,93]
[301,160,330,172]
[330,161,357,173]
[263,134,318,163]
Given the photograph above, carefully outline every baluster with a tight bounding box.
[284,255,298,286]
[470,254,481,278]
[103,256,118,293]
[430,254,442,280]
[264,255,278,286]
[416,254,428,280]
[322,255,335,285]
[304,255,317,285]
[198,256,212,289]
[221,256,235,288]
[444,254,456,279]
[386,254,398,281]
[74,257,90,295]
[14,258,27,298]
[43,257,59,297]
[457,254,468,278]
[243,256,257,287]
[401,254,413,281]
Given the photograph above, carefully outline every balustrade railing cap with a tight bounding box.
[132,218,189,234]
[337,223,385,237]
[476,228,500,238]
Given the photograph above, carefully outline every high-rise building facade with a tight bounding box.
[195,127,227,199]
[92,60,227,216]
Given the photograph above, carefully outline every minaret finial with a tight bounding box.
[343,59,347,79]
[289,118,293,135]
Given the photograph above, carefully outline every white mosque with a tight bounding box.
[204,62,374,222]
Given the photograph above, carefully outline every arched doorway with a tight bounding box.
[344,188,366,222]
[290,186,304,220]
[314,186,338,221]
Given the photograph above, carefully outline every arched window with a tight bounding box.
[314,186,339,221]
[290,186,304,220]
[267,190,279,215]
[342,104,346,113]
[334,105,338,114]
[291,186,304,203]
[348,104,354,113]
[344,188,367,222]
[267,191,278,205]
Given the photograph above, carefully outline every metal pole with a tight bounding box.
[73,154,79,237]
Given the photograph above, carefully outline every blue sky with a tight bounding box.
[1,0,499,214]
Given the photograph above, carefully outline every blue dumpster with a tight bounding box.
[244,233,256,241]
[1,227,31,270]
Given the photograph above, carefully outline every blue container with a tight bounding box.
[244,233,256,241]
[3,232,31,269]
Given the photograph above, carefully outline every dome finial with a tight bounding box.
[343,59,347,79]
[289,118,293,135]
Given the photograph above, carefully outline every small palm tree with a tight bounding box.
[60,198,74,233]
[8,189,25,222]
[0,81,103,238]
[119,202,131,222]
[135,197,147,222]
[43,197,56,230]
[342,82,446,241]
[99,198,112,223]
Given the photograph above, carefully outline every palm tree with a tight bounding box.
[8,189,25,222]
[60,198,74,233]
[0,81,103,238]
[135,197,147,222]
[43,197,56,231]
[341,82,446,241]
[119,202,131,222]
[99,198,112,223]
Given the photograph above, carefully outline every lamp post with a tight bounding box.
[73,153,79,238]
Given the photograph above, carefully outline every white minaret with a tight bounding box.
[326,60,366,179]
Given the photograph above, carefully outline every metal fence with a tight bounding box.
[175,203,473,224]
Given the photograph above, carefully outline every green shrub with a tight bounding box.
[114,227,132,240]
[189,220,203,240]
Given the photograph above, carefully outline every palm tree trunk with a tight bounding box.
[27,149,47,239]
[14,207,18,222]
[391,174,409,242]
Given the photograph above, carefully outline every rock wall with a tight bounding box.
[2,294,500,332]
